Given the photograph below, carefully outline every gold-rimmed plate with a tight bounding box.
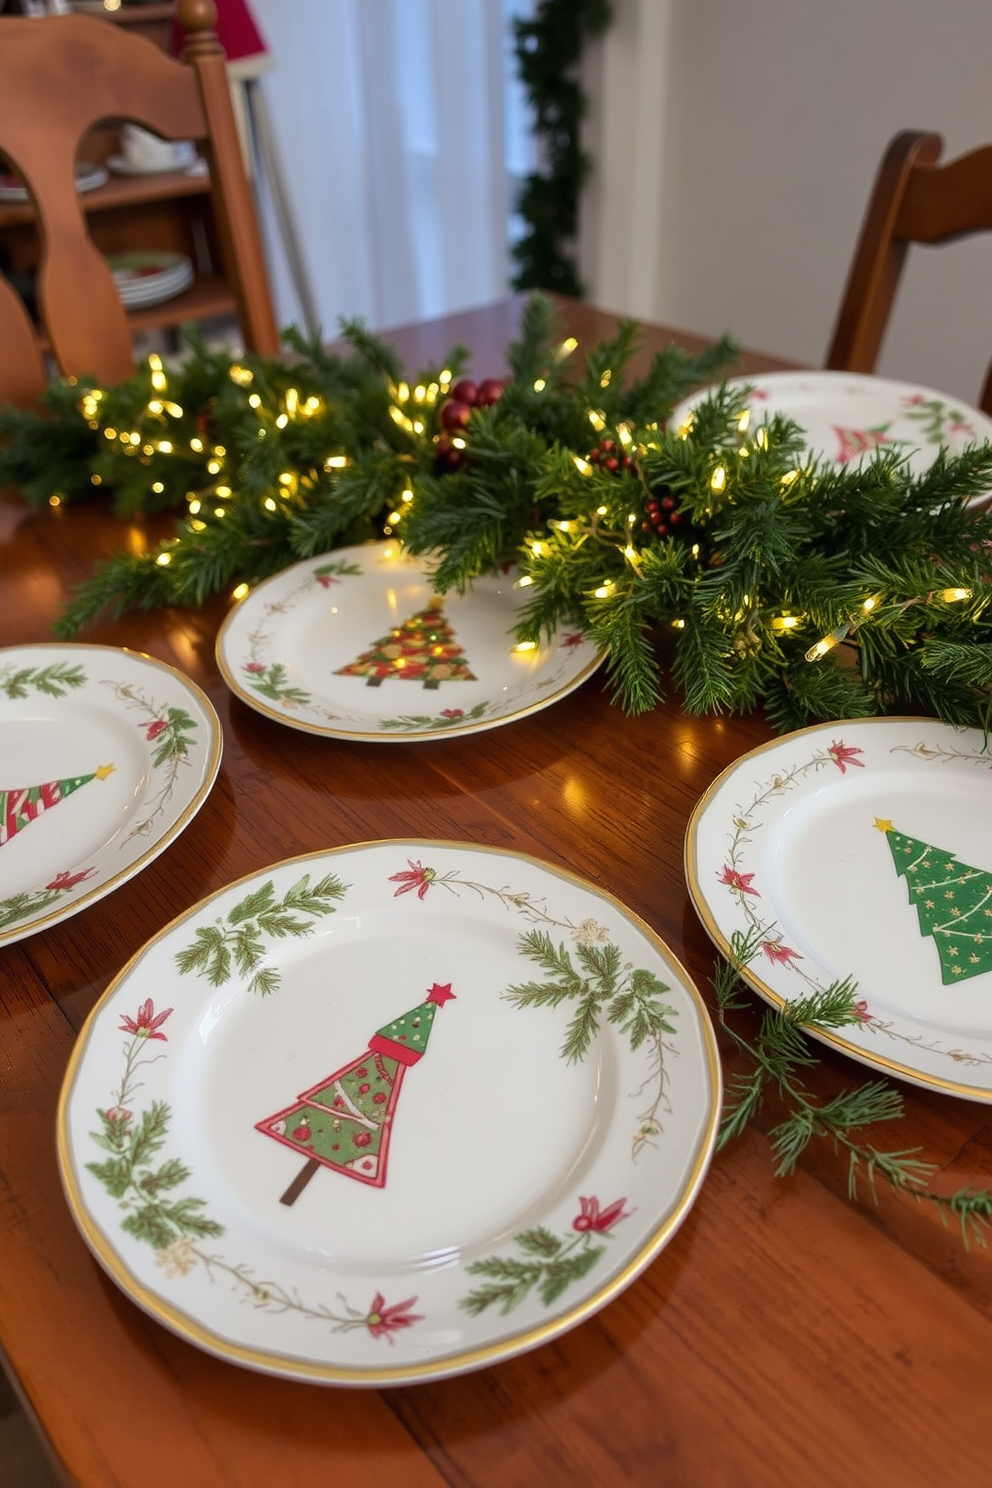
[686,717,992,1099]
[216,542,604,741]
[0,643,221,945]
[58,840,719,1385]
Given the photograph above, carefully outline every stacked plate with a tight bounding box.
[0,161,108,203]
[106,251,194,310]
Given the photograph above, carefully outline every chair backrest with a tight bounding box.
[826,129,992,415]
[0,0,279,408]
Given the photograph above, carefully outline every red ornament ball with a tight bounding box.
[440,398,472,430]
[475,377,504,407]
[451,378,478,406]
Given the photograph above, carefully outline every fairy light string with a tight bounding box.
[2,295,992,731]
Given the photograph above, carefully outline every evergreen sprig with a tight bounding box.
[174,872,348,996]
[713,932,992,1248]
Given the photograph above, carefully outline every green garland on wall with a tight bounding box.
[510,0,613,296]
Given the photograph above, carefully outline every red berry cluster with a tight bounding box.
[643,490,686,538]
[435,376,505,471]
[587,437,634,476]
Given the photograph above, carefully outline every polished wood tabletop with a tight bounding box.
[2,298,991,1488]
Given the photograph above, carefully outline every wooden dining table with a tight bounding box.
[2,296,991,1488]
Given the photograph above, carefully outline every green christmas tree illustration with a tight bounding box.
[257,981,456,1203]
[334,603,477,689]
[876,818,992,983]
[1,764,115,849]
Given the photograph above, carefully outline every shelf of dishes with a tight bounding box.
[33,272,237,348]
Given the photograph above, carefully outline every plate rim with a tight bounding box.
[0,641,222,946]
[684,714,992,1100]
[214,543,605,742]
[57,837,722,1386]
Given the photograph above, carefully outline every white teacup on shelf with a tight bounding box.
[119,123,196,174]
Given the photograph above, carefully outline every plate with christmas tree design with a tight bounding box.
[215,541,604,740]
[57,840,721,1385]
[686,716,992,1098]
[0,643,221,946]
[670,371,992,501]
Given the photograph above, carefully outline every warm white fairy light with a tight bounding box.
[232,583,249,600]
[514,640,538,652]
[594,580,615,599]
[248,393,262,409]
[151,481,164,494]
[599,368,612,388]
[736,409,751,433]
[148,399,163,414]
[805,623,849,662]
[517,575,534,587]
[215,485,231,498]
[188,498,201,514]
[671,617,686,629]
[677,414,695,439]
[275,413,289,428]
[533,378,546,392]
[710,465,727,493]
[324,455,350,469]
[588,409,606,432]
[940,587,972,602]
[190,437,203,453]
[413,420,425,435]
[414,384,426,402]
[451,436,467,449]
[573,456,593,475]
[263,497,277,511]
[155,552,172,566]
[285,387,299,416]
[206,460,221,475]
[388,510,402,525]
[771,614,800,631]
[781,469,799,487]
[156,441,173,454]
[214,445,227,457]
[401,488,414,503]
[596,505,608,516]
[213,507,226,518]
[229,364,253,386]
[617,424,632,447]
[531,540,547,557]
[755,426,769,450]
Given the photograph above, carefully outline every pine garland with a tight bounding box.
[510,0,613,296]
[4,293,992,734]
[713,931,992,1248]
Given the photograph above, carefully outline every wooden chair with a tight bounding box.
[0,0,279,408]
[826,129,992,414]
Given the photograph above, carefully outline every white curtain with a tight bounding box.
[247,0,531,338]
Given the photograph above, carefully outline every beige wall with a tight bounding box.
[582,0,992,403]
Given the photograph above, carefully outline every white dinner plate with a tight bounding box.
[216,542,604,741]
[686,717,992,1099]
[0,644,221,946]
[671,371,992,489]
[0,162,107,202]
[58,840,720,1386]
[107,252,194,310]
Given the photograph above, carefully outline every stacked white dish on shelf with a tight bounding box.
[106,250,194,310]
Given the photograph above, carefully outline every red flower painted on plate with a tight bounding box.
[572,1195,632,1233]
[353,1132,372,1148]
[45,867,96,891]
[365,1291,423,1341]
[760,938,802,966]
[316,574,340,588]
[119,998,173,1041]
[389,860,436,899]
[440,708,464,719]
[244,662,265,673]
[561,632,584,648]
[717,865,759,897]
[141,718,168,741]
[105,1106,132,1124]
[827,739,864,773]
[852,999,872,1023]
